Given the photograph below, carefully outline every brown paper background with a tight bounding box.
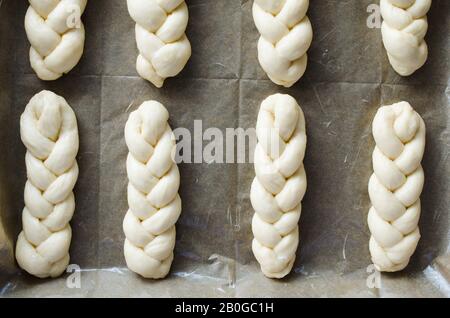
[0,0,448,297]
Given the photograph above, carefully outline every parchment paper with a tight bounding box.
[0,0,449,297]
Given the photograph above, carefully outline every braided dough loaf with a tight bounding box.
[16,90,79,278]
[127,0,192,88]
[123,101,181,279]
[381,0,432,76]
[368,101,426,272]
[25,0,87,81]
[251,94,307,278]
[252,0,313,88]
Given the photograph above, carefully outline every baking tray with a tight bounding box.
[0,0,448,297]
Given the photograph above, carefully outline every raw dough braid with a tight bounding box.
[25,0,87,81]
[252,0,313,88]
[127,0,192,88]
[123,101,181,279]
[16,90,79,278]
[251,94,307,278]
[381,0,432,76]
[368,101,426,272]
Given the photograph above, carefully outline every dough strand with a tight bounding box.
[16,90,79,278]
[123,101,181,279]
[251,94,307,278]
[381,0,432,76]
[25,0,87,80]
[368,101,426,272]
[252,0,313,87]
[127,0,192,88]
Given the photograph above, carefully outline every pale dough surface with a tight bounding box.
[368,101,426,272]
[251,94,307,278]
[127,0,192,88]
[16,90,79,278]
[25,0,87,81]
[252,0,313,88]
[123,101,181,279]
[381,0,431,76]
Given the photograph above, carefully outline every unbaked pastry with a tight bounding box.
[25,0,87,80]
[381,0,432,76]
[123,101,181,279]
[368,101,426,272]
[251,94,307,278]
[127,0,192,88]
[252,0,313,88]
[16,90,79,278]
